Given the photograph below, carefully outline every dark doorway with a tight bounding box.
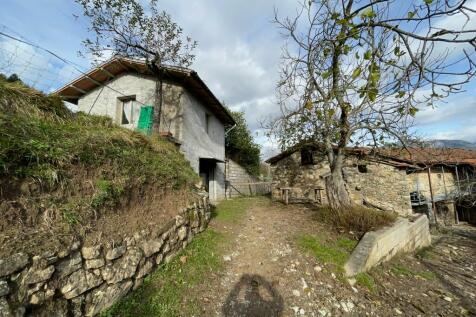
[200,158,219,197]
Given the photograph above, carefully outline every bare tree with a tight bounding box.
[270,0,476,209]
[76,0,197,134]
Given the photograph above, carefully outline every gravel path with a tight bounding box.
[197,198,475,317]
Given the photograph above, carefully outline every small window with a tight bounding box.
[205,113,211,134]
[119,96,139,126]
[358,165,368,173]
[301,148,314,165]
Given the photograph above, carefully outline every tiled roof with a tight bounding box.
[266,145,476,167]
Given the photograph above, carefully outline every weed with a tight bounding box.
[355,272,376,292]
[62,209,80,226]
[336,237,358,252]
[296,234,352,274]
[416,246,433,260]
[316,205,397,237]
[91,179,124,209]
[391,264,436,280]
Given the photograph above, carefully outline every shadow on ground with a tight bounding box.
[222,274,284,317]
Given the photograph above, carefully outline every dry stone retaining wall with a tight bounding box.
[0,195,211,317]
[344,214,431,277]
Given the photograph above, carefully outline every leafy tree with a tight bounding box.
[76,0,196,135]
[6,74,20,83]
[270,0,476,209]
[226,111,261,176]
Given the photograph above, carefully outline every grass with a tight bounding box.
[0,78,198,188]
[296,233,357,275]
[211,197,254,223]
[104,198,252,317]
[391,264,437,280]
[355,272,376,292]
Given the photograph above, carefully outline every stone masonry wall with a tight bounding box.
[225,159,267,198]
[0,195,211,317]
[271,151,413,215]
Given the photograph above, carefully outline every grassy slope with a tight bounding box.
[104,198,253,317]
[0,78,198,232]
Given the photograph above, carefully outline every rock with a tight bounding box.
[56,252,82,278]
[101,248,142,284]
[314,265,322,272]
[180,256,187,264]
[41,251,58,265]
[318,308,330,316]
[177,226,188,241]
[81,246,102,260]
[223,256,232,262]
[136,260,154,279]
[84,280,133,316]
[141,239,164,257]
[331,273,336,279]
[85,258,105,270]
[71,296,85,317]
[341,301,355,313]
[29,291,46,305]
[0,253,29,277]
[347,278,356,286]
[443,296,452,302]
[394,308,403,315]
[23,265,55,285]
[60,269,103,299]
[0,280,9,297]
[292,289,300,297]
[0,297,12,317]
[105,246,126,261]
[156,254,163,266]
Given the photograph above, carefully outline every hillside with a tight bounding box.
[0,78,199,256]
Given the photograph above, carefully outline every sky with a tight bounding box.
[0,0,475,159]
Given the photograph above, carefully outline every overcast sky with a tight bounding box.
[1,0,475,159]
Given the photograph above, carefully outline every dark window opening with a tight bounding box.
[358,164,368,173]
[205,113,211,134]
[301,148,314,165]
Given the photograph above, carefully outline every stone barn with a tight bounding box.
[266,145,476,222]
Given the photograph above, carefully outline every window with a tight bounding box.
[301,148,314,165]
[358,164,368,173]
[205,113,211,134]
[118,96,139,127]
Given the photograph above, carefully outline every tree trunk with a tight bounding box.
[325,164,352,210]
[151,76,163,136]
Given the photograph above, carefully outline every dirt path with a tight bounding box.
[197,198,475,317]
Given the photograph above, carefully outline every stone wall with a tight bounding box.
[344,214,431,277]
[270,151,413,215]
[225,159,269,197]
[0,195,211,317]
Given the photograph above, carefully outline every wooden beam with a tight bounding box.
[69,85,86,94]
[99,67,115,79]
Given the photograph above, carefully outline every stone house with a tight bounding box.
[266,145,476,222]
[55,57,235,201]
